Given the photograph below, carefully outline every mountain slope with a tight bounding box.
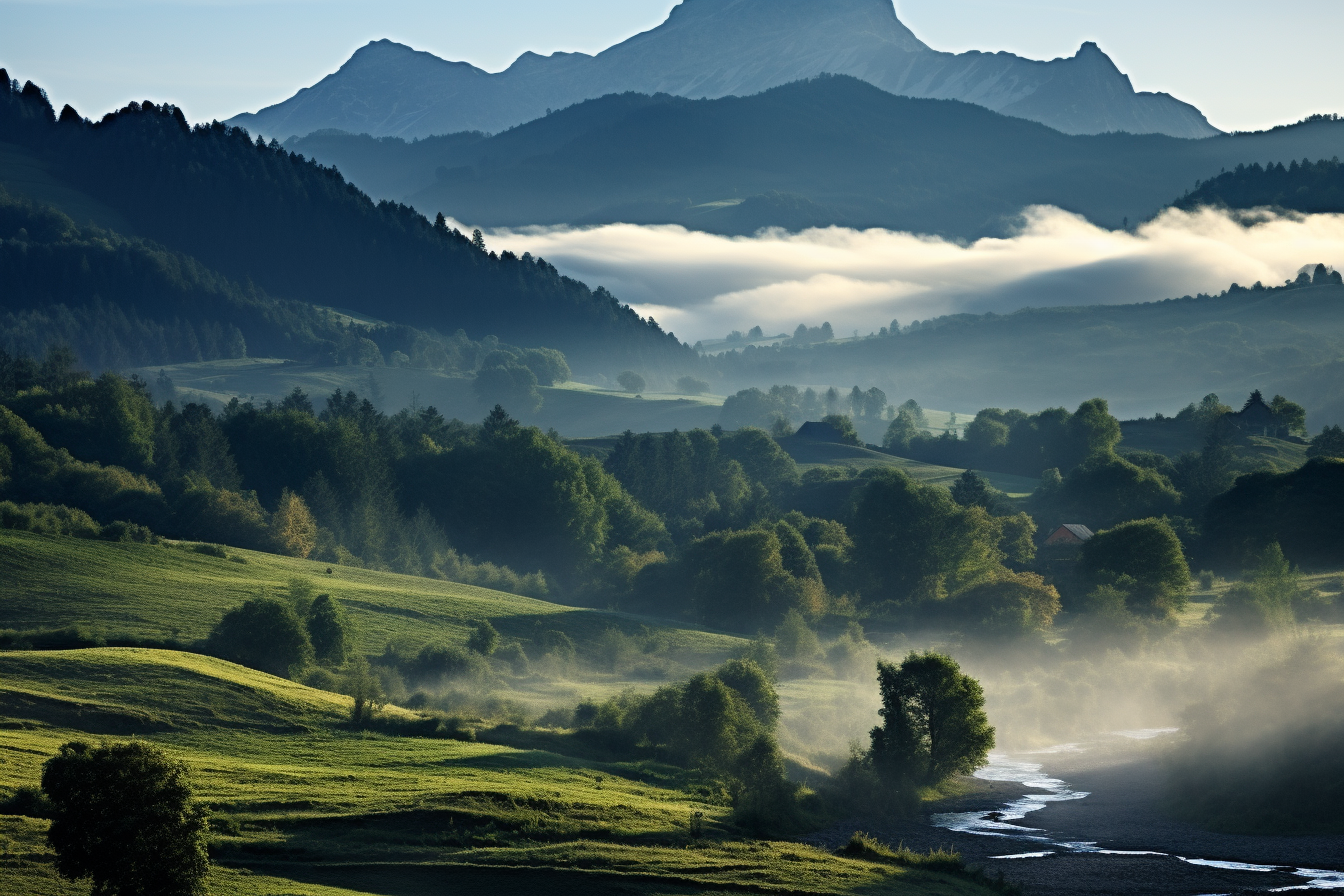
[0,74,690,371]
[291,77,1344,238]
[228,0,1216,140]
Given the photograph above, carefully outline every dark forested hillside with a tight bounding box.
[0,188,353,367]
[1175,152,1344,214]
[0,74,691,371]
[710,272,1344,425]
[289,77,1344,238]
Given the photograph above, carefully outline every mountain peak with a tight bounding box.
[229,1,1218,140]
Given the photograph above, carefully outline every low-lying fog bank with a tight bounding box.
[478,206,1344,342]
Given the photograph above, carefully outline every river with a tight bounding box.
[931,730,1344,892]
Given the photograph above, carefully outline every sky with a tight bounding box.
[0,0,1341,132]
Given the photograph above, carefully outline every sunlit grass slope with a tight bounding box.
[0,530,742,661]
[0,649,995,896]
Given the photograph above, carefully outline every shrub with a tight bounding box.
[617,370,646,393]
[952,571,1061,636]
[410,643,487,684]
[676,376,710,395]
[98,519,159,543]
[0,785,54,818]
[0,500,101,538]
[466,620,500,656]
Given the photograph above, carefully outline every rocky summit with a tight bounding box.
[228,0,1218,140]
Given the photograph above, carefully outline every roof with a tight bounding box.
[1056,524,1094,540]
[794,421,844,442]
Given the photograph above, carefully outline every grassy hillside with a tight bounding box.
[0,530,741,669]
[0,648,993,896]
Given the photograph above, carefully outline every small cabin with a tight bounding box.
[1232,390,1278,436]
[1044,523,1094,545]
[794,421,845,443]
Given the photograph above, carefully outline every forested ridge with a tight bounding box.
[291,76,1344,237]
[1176,150,1344,214]
[0,72,691,371]
[708,271,1344,425]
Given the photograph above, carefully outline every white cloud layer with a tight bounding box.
[474,206,1344,344]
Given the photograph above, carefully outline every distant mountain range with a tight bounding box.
[229,0,1218,141]
[287,77,1344,239]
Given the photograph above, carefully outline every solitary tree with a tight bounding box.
[270,488,317,558]
[340,656,385,724]
[950,470,1000,512]
[617,370,646,393]
[869,652,994,786]
[1078,517,1190,617]
[306,594,352,666]
[466,619,500,655]
[207,596,313,678]
[42,741,209,896]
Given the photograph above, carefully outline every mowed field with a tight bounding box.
[0,649,994,896]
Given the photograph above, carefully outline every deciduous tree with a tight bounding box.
[41,741,209,896]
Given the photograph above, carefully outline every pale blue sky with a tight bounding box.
[1,0,1340,132]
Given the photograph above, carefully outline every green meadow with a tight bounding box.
[0,647,993,896]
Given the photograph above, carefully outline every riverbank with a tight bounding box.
[807,733,1344,895]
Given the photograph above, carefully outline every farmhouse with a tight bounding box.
[1231,390,1278,435]
[794,421,846,443]
[1044,523,1094,545]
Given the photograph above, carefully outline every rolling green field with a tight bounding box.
[0,529,742,672]
[0,648,994,896]
[779,440,1040,498]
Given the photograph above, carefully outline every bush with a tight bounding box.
[0,500,101,538]
[466,620,499,656]
[617,370,646,393]
[206,597,313,678]
[409,643,488,685]
[952,571,1061,636]
[0,785,54,818]
[774,609,821,665]
[836,833,963,871]
[1211,543,1301,636]
[98,519,159,543]
[494,641,530,676]
[676,376,710,395]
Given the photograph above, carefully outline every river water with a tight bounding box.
[930,730,1344,892]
